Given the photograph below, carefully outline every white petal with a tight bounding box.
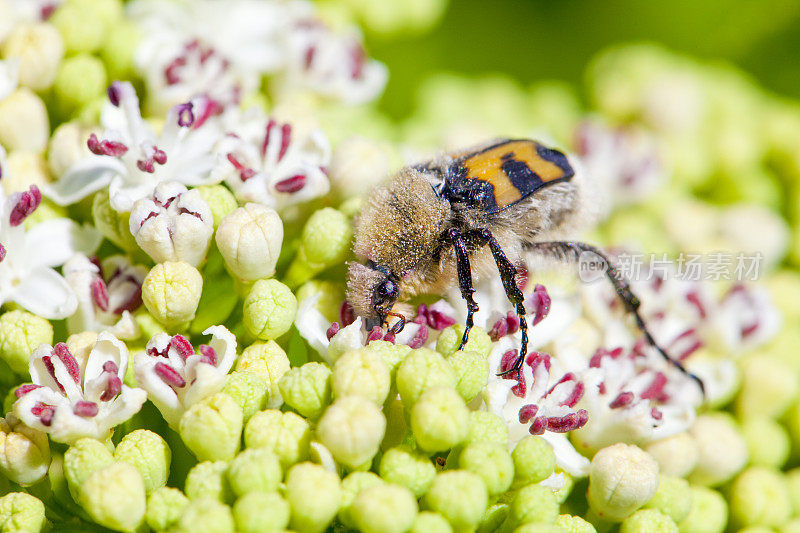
[294,293,331,359]
[10,266,77,319]
[83,332,129,390]
[42,158,120,206]
[24,219,102,268]
[133,355,183,429]
[201,325,237,375]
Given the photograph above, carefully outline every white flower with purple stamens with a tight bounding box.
[13,333,147,444]
[0,187,102,319]
[129,181,213,266]
[133,326,237,428]
[710,283,781,353]
[63,253,147,339]
[44,81,225,211]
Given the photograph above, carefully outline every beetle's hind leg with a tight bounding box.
[446,228,480,351]
[527,241,705,396]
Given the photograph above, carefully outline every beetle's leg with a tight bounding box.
[447,228,479,351]
[528,241,705,396]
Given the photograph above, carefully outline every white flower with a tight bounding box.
[0,187,102,319]
[44,81,225,211]
[63,253,147,339]
[134,326,237,428]
[0,0,61,43]
[217,108,331,209]
[13,332,147,444]
[710,283,781,353]
[129,181,213,266]
[0,58,19,101]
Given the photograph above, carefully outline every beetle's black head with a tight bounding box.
[346,261,405,333]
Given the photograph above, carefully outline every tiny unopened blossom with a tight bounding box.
[78,462,147,532]
[0,492,46,533]
[215,203,283,281]
[587,443,660,522]
[688,413,748,487]
[141,261,203,327]
[318,395,386,469]
[227,448,281,497]
[13,332,147,444]
[411,387,469,453]
[730,466,793,528]
[235,340,290,409]
[351,484,418,533]
[379,446,436,498]
[184,460,232,502]
[0,88,49,153]
[0,414,50,485]
[146,487,189,532]
[0,310,53,375]
[134,325,237,428]
[63,253,146,339]
[244,409,311,469]
[424,471,488,532]
[46,81,224,210]
[233,491,291,533]
[512,435,557,487]
[129,181,213,266]
[285,207,352,288]
[278,362,331,420]
[1,22,63,90]
[285,462,342,533]
[710,283,781,353]
[179,392,243,462]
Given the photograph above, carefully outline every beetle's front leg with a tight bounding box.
[447,228,479,351]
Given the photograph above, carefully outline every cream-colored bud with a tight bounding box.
[215,203,283,281]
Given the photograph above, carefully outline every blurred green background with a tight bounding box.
[365,0,800,119]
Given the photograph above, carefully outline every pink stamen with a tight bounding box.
[742,322,759,339]
[304,46,316,69]
[91,277,110,311]
[113,284,143,314]
[14,384,42,398]
[278,123,291,162]
[153,149,167,165]
[640,372,668,401]
[546,410,589,433]
[154,362,186,388]
[506,312,520,335]
[366,326,383,343]
[137,158,156,173]
[274,174,306,193]
[515,263,529,291]
[489,317,508,341]
[340,302,355,327]
[107,84,121,106]
[9,185,42,226]
[350,45,365,79]
[588,346,624,368]
[609,391,634,409]
[529,416,547,435]
[100,374,122,402]
[383,332,396,344]
[42,356,66,394]
[53,343,81,384]
[227,153,256,181]
[170,335,194,360]
[74,401,99,417]
[427,309,456,330]
[262,119,276,157]
[528,284,551,325]
[560,381,585,408]
[164,57,187,84]
[518,404,538,423]
[407,324,429,349]
[686,291,707,319]
[526,351,552,373]
[651,407,663,420]
[0,243,5,263]
[326,322,340,340]
[31,402,55,426]
[175,102,195,127]
[199,344,217,366]
[499,349,526,397]
[87,133,129,157]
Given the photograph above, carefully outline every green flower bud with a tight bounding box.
[411,511,454,533]
[0,416,50,486]
[113,429,170,495]
[466,411,509,446]
[195,184,238,229]
[146,487,189,532]
[78,461,146,532]
[185,461,234,503]
[236,341,290,409]
[244,410,311,469]
[620,509,678,533]
[142,261,203,329]
[1,152,49,198]
[588,443,660,522]
[396,348,457,406]
[730,466,791,528]
[286,462,342,533]
[479,502,510,532]
[644,432,698,478]
[101,18,139,79]
[379,445,436,497]
[736,355,799,420]
[510,483,560,526]
[233,491,290,533]
[644,475,692,524]
[339,471,384,528]
[318,396,386,469]
[677,486,727,533]
[332,348,391,406]
[0,310,53,375]
[1,23,63,91]
[220,371,269,422]
[556,514,597,533]
[359,340,411,379]
[174,497,234,533]
[278,362,332,420]
[742,417,790,468]
[512,436,557,486]
[64,437,115,500]
[424,470,488,531]
[351,483,419,533]
[54,54,106,114]
[437,324,491,358]
[180,393,243,462]
[688,413,748,487]
[243,279,297,340]
[448,348,490,401]
[50,0,112,53]
[216,204,283,281]
[0,492,46,533]
[459,441,514,496]
[227,448,281,497]
[0,88,49,152]
[285,208,352,288]
[411,387,469,453]
[92,191,139,252]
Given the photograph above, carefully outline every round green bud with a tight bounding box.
[437,324,491,358]
[101,18,139,79]
[317,395,386,469]
[396,348,457,406]
[588,443,659,522]
[216,203,283,281]
[644,432,698,478]
[479,502,510,533]
[244,410,310,469]
[620,509,678,533]
[688,413,748,487]
[459,441,514,496]
[50,0,110,53]
[411,387,469,453]
[174,497,234,533]
[339,471,384,528]
[180,393,243,462]
[0,416,50,486]
[185,461,234,503]
[113,429,171,495]
[466,411,510,446]
[556,514,597,533]
[54,54,106,114]
[92,191,139,252]
[424,470,488,531]
[142,261,203,328]
[286,462,342,533]
[1,23,63,91]
[510,483,560,526]
[243,279,297,340]
[448,349,490,401]
[351,483,418,533]
[278,362,332,420]
[736,355,799,420]
[742,417,790,468]
[63,437,115,499]
[333,348,391,406]
[78,461,146,532]
[0,492,46,533]
[236,341,290,409]
[512,435,557,486]
[194,184,238,229]
[146,487,189,532]
[379,445,436,498]
[730,466,792,528]
[411,511,454,533]
[359,340,411,379]
[220,371,269,422]
[233,491,290,533]
[227,448,281,497]
[285,208,352,288]
[553,471,575,504]
[644,475,692,524]
[0,88,49,152]
[677,486,727,533]
[0,310,53,375]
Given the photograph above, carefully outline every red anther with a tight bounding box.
[506,312,520,335]
[113,284,143,314]
[0,243,5,263]
[528,284,551,326]
[40,3,56,19]
[102,360,119,374]
[87,133,129,157]
[165,57,187,84]
[170,335,194,360]
[74,401,99,417]
[407,324,428,349]
[366,326,383,343]
[226,153,256,182]
[91,277,110,311]
[489,317,508,342]
[412,304,428,325]
[326,322,340,341]
[154,362,186,388]
[100,375,122,401]
[339,302,355,327]
[176,102,195,126]
[178,207,203,220]
[640,372,668,401]
[685,290,707,319]
[274,174,306,193]
[14,384,42,398]
[31,402,55,426]
[304,46,316,69]
[427,309,456,330]
[153,149,167,165]
[546,409,589,433]
[107,84,121,106]
[742,321,759,339]
[278,123,291,162]
[560,381,585,408]
[137,158,155,173]
[515,263,529,291]
[9,185,42,226]
[350,45,365,79]
[42,356,66,394]
[651,407,663,420]
[529,416,547,435]
[499,349,526,397]
[545,372,576,398]
[518,404,538,424]
[526,352,552,373]
[262,119,276,157]
[609,391,635,409]
[199,344,217,366]
[382,332,396,344]
[53,343,81,384]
